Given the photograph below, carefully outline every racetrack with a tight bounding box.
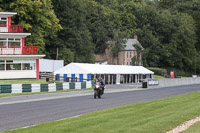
[0,84,200,132]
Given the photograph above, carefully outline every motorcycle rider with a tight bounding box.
[98,78,105,94]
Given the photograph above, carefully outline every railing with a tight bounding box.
[9,25,24,33]
[0,46,38,55]
[0,27,8,32]
[0,24,7,27]
[0,25,24,33]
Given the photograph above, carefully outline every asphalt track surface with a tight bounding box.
[0,84,200,132]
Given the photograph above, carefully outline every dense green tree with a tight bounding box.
[1,0,199,74]
[84,1,114,53]
[175,0,200,53]
[132,43,143,66]
[128,1,199,73]
[48,0,96,63]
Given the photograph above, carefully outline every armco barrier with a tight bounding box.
[22,84,31,92]
[12,84,22,93]
[31,84,40,92]
[69,82,75,89]
[81,82,86,89]
[63,83,69,90]
[48,83,56,92]
[0,84,11,93]
[56,83,63,91]
[0,81,93,94]
[40,84,48,92]
[75,82,81,89]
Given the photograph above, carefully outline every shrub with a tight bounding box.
[147,67,167,75]
[165,67,193,77]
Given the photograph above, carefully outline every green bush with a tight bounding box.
[147,67,167,75]
[165,67,193,77]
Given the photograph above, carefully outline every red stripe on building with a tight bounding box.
[22,38,25,47]
[8,17,11,32]
[36,59,39,79]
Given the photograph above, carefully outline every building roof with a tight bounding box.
[0,33,31,38]
[123,39,141,51]
[54,63,154,75]
[0,12,17,17]
[0,55,45,60]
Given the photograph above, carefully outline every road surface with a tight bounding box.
[0,84,200,132]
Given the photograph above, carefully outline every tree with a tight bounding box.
[132,44,143,66]
[0,0,62,53]
[47,0,95,63]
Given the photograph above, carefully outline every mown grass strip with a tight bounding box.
[0,79,46,84]
[183,122,200,133]
[3,92,200,133]
[154,75,165,79]
[0,79,64,84]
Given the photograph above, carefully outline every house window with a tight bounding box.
[0,60,5,70]
[8,38,21,47]
[130,52,132,58]
[0,38,21,47]
[0,38,7,46]
[0,60,36,71]
[6,60,21,70]
[0,64,5,70]
[21,60,36,70]
[134,51,136,56]
[130,62,132,65]
[127,52,128,58]
[22,63,35,70]
[0,18,7,27]
[127,62,128,65]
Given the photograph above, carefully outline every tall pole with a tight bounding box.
[56,48,58,60]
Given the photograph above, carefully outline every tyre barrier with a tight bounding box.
[0,81,93,93]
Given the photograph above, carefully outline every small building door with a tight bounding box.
[79,74,83,82]
[64,74,67,82]
[71,74,75,82]
[87,73,91,81]
[56,74,60,81]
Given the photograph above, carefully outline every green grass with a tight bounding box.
[183,122,200,133]
[0,79,47,84]
[154,75,189,79]
[0,88,93,98]
[154,75,165,78]
[3,92,200,133]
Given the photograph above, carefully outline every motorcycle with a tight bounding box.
[94,81,105,99]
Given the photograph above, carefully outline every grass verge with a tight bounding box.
[183,122,200,133]
[154,75,165,79]
[3,92,200,133]
[0,79,64,84]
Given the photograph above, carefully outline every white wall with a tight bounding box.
[0,70,36,79]
[149,77,200,88]
[39,59,64,72]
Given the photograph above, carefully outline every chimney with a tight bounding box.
[134,34,138,40]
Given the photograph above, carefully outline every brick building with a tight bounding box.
[94,35,143,66]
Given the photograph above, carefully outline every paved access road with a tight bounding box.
[0,84,200,132]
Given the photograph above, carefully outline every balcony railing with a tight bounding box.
[0,46,38,55]
[9,25,24,33]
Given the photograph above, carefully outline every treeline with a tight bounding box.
[0,0,200,74]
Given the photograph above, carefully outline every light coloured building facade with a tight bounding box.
[0,12,45,79]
